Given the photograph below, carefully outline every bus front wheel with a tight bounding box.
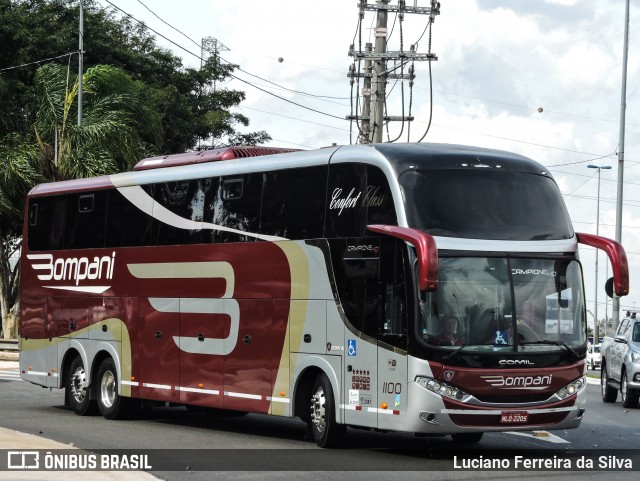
[67,356,97,416]
[309,373,345,448]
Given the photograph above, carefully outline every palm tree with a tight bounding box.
[0,62,162,338]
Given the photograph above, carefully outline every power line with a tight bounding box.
[0,51,77,72]
[101,0,348,122]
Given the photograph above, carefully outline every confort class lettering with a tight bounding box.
[329,188,361,215]
[27,252,116,285]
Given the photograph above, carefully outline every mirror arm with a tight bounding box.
[367,224,438,291]
[577,232,629,297]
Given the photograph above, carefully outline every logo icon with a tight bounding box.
[347,339,357,356]
[443,370,455,382]
[7,451,39,470]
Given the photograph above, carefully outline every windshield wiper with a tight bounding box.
[442,344,471,363]
[520,340,581,361]
[442,341,512,363]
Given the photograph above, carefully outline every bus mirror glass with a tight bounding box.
[604,277,614,299]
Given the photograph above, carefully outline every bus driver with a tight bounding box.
[434,317,463,346]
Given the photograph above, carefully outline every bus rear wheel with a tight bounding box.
[67,356,97,416]
[451,432,483,444]
[309,373,345,448]
[96,357,134,420]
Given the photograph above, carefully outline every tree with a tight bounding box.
[0,0,271,337]
[0,0,270,153]
[0,62,163,337]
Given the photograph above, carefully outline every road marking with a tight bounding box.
[506,430,570,443]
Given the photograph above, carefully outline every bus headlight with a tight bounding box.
[415,376,471,402]
[554,377,586,400]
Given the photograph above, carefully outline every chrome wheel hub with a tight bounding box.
[100,370,116,409]
[310,386,326,433]
[70,367,88,403]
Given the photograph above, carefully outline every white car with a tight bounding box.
[587,344,601,370]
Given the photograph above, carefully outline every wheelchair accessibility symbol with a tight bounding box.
[347,339,357,356]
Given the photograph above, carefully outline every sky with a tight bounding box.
[94,0,640,328]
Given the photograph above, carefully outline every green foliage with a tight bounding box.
[0,0,270,154]
[0,0,271,336]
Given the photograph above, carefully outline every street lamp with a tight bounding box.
[588,164,612,343]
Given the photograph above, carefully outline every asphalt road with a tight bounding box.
[0,366,638,481]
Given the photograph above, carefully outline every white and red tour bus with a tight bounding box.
[19,143,629,447]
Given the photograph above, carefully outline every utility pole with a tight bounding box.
[370,1,389,144]
[348,0,440,144]
[77,0,84,126]
[360,43,373,143]
[613,0,630,331]
[201,37,229,92]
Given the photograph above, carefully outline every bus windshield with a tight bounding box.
[418,257,586,352]
[400,169,574,240]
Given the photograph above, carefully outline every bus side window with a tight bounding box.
[261,167,327,239]
[29,203,38,226]
[382,283,406,336]
[28,195,67,251]
[326,164,396,238]
[333,237,408,347]
[378,238,408,342]
[105,187,152,247]
[65,192,107,249]
[151,180,204,246]
[205,174,262,243]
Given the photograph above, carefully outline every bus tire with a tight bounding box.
[67,356,97,416]
[96,357,134,420]
[451,432,483,444]
[621,370,639,409]
[601,363,617,403]
[309,373,345,448]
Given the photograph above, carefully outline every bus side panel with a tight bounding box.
[223,299,273,412]
[178,306,225,408]
[136,297,180,403]
[377,350,408,431]
[19,290,56,387]
[269,299,291,415]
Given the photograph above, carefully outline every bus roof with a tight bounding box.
[133,146,301,171]
[27,143,550,198]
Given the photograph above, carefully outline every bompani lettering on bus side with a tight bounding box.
[26,253,116,294]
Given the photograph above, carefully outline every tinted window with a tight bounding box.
[330,237,407,345]
[65,191,108,249]
[28,195,67,251]
[326,163,396,238]
[400,169,573,240]
[106,187,152,247]
[261,167,327,239]
[204,174,262,243]
[151,180,205,245]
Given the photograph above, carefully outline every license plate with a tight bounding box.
[500,411,529,424]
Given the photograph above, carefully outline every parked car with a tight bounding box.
[601,315,640,408]
[587,344,601,370]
